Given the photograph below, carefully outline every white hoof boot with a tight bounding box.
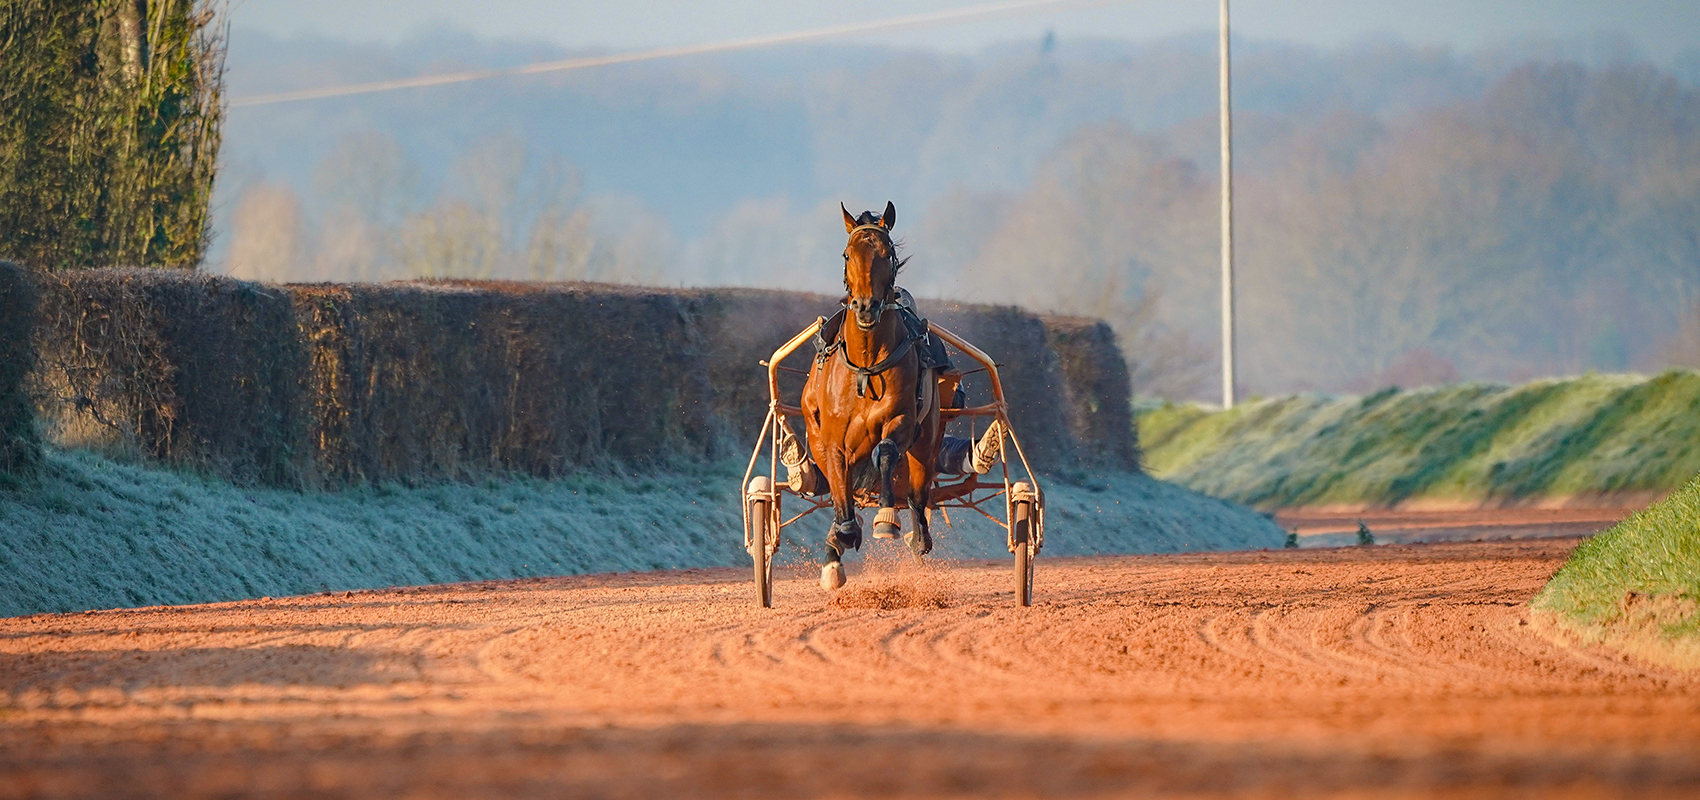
[821,562,846,590]
[872,507,901,539]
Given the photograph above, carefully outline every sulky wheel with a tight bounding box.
[1010,481,1035,607]
[746,476,774,608]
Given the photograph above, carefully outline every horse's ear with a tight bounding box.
[880,201,896,230]
[842,203,857,233]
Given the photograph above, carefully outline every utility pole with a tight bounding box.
[1218,0,1236,409]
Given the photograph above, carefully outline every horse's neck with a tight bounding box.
[843,313,898,365]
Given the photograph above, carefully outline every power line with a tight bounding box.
[231,0,1129,108]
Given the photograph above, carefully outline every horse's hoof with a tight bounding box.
[821,562,846,590]
[904,529,933,558]
[872,507,901,539]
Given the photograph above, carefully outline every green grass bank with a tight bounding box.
[1533,475,1700,669]
[1138,371,1700,509]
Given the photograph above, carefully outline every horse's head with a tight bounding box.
[840,200,903,330]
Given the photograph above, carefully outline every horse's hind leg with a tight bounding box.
[903,451,934,558]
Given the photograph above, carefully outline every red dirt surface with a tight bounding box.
[2,537,1697,799]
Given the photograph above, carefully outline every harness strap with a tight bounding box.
[841,331,916,398]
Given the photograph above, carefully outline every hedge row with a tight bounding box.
[14,269,1137,486]
[0,262,38,476]
[1043,316,1140,469]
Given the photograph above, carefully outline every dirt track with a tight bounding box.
[2,537,1697,798]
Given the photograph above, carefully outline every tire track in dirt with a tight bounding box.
[1,539,1697,798]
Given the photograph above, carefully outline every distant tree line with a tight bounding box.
[225,131,674,285]
[217,33,1700,397]
[950,63,1700,396]
[0,0,223,271]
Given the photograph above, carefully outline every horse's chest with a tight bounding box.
[805,367,912,451]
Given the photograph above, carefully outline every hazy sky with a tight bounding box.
[231,0,1700,61]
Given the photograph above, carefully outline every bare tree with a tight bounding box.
[225,182,302,282]
[956,125,1217,399]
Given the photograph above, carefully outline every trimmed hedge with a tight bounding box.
[0,261,38,476]
[1043,315,1139,470]
[291,282,713,484]
[31,270,304,483]
[27,270,1138,486]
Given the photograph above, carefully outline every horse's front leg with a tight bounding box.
[820,445,857,590]
[871,437,902,538]
[870,416,914,540]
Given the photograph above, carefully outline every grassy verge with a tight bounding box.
[1138,371,1700,509]
[1532,475,1700,669]
[0,447,746,618]
[0,446,1282,618]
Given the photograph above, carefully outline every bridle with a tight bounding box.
[843,223,897,331]
[832,222,915,398]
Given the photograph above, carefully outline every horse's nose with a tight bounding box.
[848,298,876,325]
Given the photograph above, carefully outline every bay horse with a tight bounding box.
[801,201,944,590]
